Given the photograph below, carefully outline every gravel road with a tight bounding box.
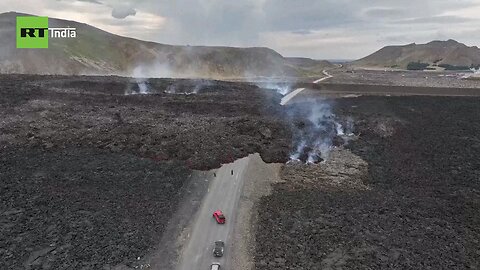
[177,156,250,270]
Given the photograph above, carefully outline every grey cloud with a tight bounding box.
[121,0,480,57]
[377,35,411,44]
[134,0,478,41]
[111,6,136,19]
[396,15,476,24]
[291,30,314,35]
[95,17,136,26]
[364,7,408,19]
[76,0,103,4]
[1,0,480,58]
[261,0,359,31]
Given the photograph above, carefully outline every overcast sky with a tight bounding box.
[2,0,480,59]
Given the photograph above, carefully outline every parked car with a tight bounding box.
[213,240,225,257]
[213,210,226,224]
[211,263,221,270]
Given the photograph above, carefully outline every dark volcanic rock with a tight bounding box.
[0,74,292,269]
[332,135,345,147]
[1,147,191,269]
[0,75,291,170]
[254,96,480,270]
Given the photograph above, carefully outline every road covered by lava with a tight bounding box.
[0,74,292,269]
[2,73,480,270]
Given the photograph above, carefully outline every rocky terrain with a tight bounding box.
[0,74,291,169]
[1,147,191,270]
[2,73,480,270]
[254,95,480,269]
[0,74,291,269]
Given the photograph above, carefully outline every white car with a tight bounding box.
[211,263,221,270]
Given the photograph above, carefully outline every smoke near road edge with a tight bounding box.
[286,98,355,164]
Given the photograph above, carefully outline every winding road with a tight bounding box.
[280,69,334,105]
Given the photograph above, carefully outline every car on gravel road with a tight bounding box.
[210,263,221,270]
[213,210,226,224]
[213,241,225,257]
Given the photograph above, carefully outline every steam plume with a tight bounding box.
[165,79,213,95]
[287,98,354,164]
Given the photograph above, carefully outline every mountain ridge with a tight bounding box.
[0,12,333,78]
[352,39,480,70]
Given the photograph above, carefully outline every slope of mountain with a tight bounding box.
[0,12,330,78]
[285,57,335,75]
[352,40,480,70]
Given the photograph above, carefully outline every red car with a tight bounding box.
[213,210,226,224]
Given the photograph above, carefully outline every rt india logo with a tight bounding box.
[16,16,77,49]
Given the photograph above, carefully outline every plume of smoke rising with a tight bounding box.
[256,81,292,96]
[243,65,294,96]
[134,66,149,94]
[290,140,306,161]
[165,79,213,95]
[343,116,355,136]
[250,79,294,97]
[471,67,480,77]
[335,122,344,136]
[124,66,150,95]
[125,61,174,95]
[138,82,149,94]
[461,67,480,79]
[287,98,354,164]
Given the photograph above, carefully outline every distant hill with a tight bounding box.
[0,12,332,78]
[285,57,335,75]
[352,40,480,70]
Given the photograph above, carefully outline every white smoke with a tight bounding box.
[135,66,149,94]
[335,122,345,136]
[287,99,354,164]
[344,117,355,136]
[138,82,148,94]
[250,76,293,96]
[260,82,291,96]
[125,61,174,95]
[289,140,306,161]
[124,66,150,95]
[461,68,480,79]
[307,140,330,164]
[165,79,213,95]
